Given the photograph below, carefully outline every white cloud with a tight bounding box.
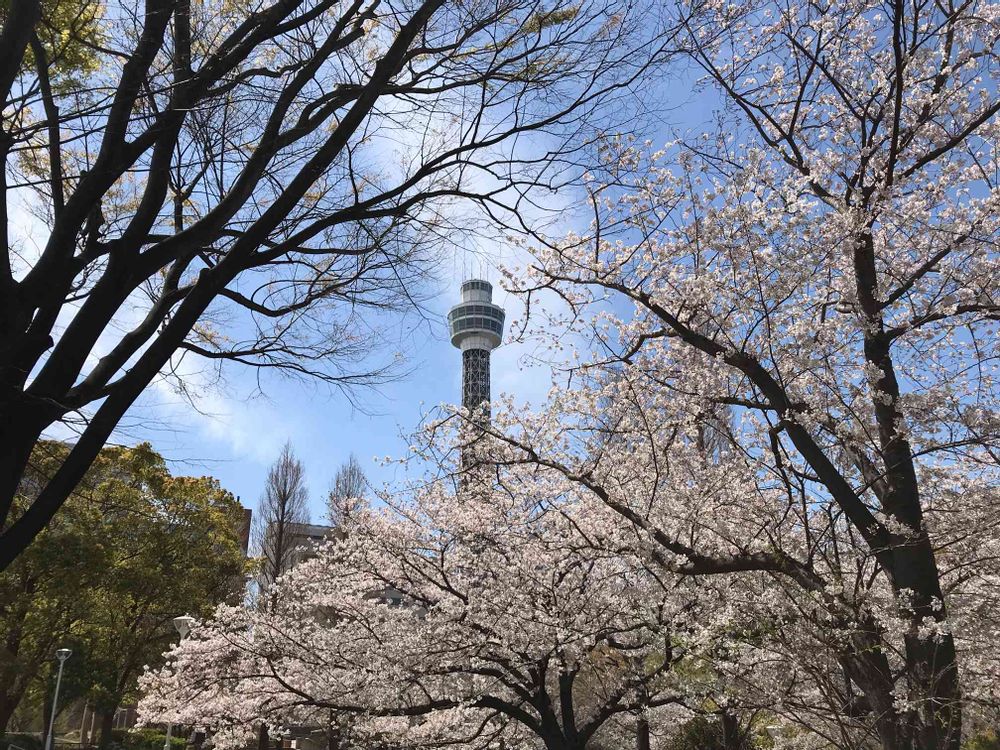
[143,354,294,466]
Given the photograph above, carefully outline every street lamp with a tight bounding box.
[172,615,195,638]
[163,617,196,750]
[45,648,72,750]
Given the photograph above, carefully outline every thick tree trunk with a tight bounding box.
[536,717,584,750]
[636,716,650,750]
[326,725,340,750]
[0,417,60,570]
[542,739,585,750]
[0,417,43,529]
[850,232,962,750]
[0,697,17,738]
[720,710,746,750]
[96,709,115,750]
[892,542,962,750]
[0,0,41,103]
[538,723,585,750]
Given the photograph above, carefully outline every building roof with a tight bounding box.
[284,522,344,541]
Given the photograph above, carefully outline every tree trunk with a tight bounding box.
[540,731,585,750]
[720,710,743,750]
[891,539,962,750]
[854,230,962,750]
[97,709,115,750]
[636,715,650,750]
[0,697,17,739]
[0,0,41,125]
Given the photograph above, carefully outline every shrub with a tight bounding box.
[0,734,43,750]
[965,730,1000,750]
[121,729,185,750]
[666,716,757,750]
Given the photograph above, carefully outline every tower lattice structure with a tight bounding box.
[448,279,505,414]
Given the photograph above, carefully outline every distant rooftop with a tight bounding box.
[285,522,344,542]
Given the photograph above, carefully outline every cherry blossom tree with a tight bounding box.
[480,0,1000,746]
[137,464,723,750]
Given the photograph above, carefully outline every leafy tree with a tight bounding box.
[0,441,248,746]
[79,444,248,748]
[965,730,1000,750]
[254,442,310,610]
[0,441,106,735]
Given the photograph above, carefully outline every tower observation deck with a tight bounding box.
[449,279,505,412]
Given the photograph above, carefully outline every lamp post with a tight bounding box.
[163,616,196,750]
[45,648,72,750]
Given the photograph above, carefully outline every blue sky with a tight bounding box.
[124,269,557,522]
[135,79,717,521]
[14,60,717,526]
[119,84,720,523]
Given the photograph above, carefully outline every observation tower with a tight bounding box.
[448,279,505,413]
